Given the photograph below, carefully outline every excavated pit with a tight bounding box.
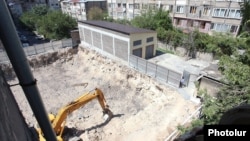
[3,47,198,141]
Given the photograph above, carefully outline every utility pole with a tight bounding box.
[0,1,57,141]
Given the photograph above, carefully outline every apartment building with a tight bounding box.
[107,0,159,20]
[60,0,107,21]
[107,0,243,36]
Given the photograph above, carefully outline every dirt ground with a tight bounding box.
[8,47,198,141]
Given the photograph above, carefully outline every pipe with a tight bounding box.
[0,1,57,141]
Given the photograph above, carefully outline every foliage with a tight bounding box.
[19,5,49,30]
[177,119,204,134]
[197,55,250,125]
[240,0,250,31]
[87,6,106,20]
[131,7,173,40]
[156,48,175,54]
[131,9,156,30]
[219,55,250,85]
[37,11,77,39]
[20,11,37,30]
[165,29,184,48]
[239,48,250,65]
[113,19,131,25]
[156,27,167,40]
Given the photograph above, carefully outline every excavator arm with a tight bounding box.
[37,88,113,141]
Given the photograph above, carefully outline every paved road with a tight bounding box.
[17,29,50,46]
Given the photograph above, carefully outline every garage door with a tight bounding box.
[146,45,154,59]
[132,48,142,58]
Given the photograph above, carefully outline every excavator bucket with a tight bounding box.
[103,109,113,122]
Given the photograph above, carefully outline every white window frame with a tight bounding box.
[212,8,228,17]
[230,0,244,2]
[211,23,238,33]
[176,5,184,13]
[228,9,241,19]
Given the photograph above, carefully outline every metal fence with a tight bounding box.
[0,38,73,63]
[129,55,182,88]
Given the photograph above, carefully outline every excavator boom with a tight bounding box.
[37,88,113,141]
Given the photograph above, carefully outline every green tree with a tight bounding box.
[240,0,250,31]
[153,8,173,31]
[19,5,49,30]
[131,8,173,40]
[87,7,106,20]
[131,10,156,30]
[198,55,250,125]
[37,11,77,39]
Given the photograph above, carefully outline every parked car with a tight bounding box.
[22,43,30,47]
[35,35,44,40]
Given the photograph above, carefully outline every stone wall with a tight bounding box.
[157,41,214,62]
[199,76,224,97]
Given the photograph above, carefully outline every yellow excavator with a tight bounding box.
[36,88,113,141]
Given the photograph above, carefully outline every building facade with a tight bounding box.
[107,0,243,36]
[60,0,107,21]
[78,20,157,61]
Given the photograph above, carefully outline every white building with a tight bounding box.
[78,20,157,61]
[107,0,243,36]
[60,0,107,21]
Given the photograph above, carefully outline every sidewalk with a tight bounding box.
[177,82,201,104]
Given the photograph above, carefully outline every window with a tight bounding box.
[142,4,148,9]
[134,3,140,9]
[169,5,173,12]
[176,19,182,25]
[118,3,121,7]
[129,4,133,9]
[235,10,241,18]
[109,3,116,8]
[147,37,154,42]
[230,0,243,2]
[203,6,211,16]
[187,20,193,27]
[190,6,197,14]
[230,25,238,33]
[228,9,241,18]
[211,23,233,32]
[212,8,228,17]
[149,4,156,9]
[176,6,184,13]
[133,40,142,46]
[200,21,206,29]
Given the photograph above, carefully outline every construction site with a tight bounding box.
[0,1,201,140]
[2,46,199,141]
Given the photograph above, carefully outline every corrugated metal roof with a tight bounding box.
[78,20,156,35]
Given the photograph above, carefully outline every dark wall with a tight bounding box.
[0,69,35,141]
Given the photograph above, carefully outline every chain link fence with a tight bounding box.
[0,38,72,63]
[129,55,182,88]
